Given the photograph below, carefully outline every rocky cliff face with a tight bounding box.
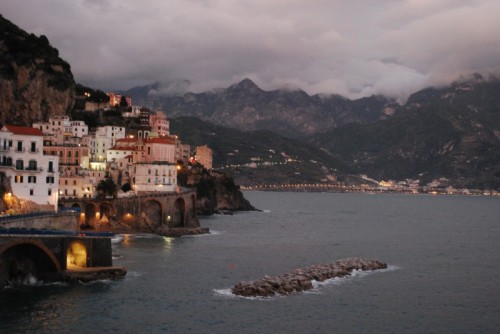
[312,75,500,189]
[124,79,398,138]
[193,169,256,215]
[0,15,75,126]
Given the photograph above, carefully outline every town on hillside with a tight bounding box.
[0,91,214,217]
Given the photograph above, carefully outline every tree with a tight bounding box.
[96,177,117,198]
[119,95,128,108]
[121,183,132,193]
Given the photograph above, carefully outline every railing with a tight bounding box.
[25,167,43,172]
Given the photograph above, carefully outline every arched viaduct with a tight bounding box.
[0,233,115,288]
[58,189,199,233]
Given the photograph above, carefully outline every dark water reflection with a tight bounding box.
[1,192,499,333]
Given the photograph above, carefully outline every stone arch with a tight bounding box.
[173,198,186,227]
[141,199,162,230]
[98,202,116,228]
[71,203,82,212]
[66,240,87,269]
[0,240,61,286]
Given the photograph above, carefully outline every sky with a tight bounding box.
[2,0,500,100]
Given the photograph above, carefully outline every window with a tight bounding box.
[16,160,23,170]
[59,151,63,157]
[28,160,37,170]
[30,189,34,195]
[28,176,37,183]
[73,180,77,185]
[48,161,54,172]
[68,151,72,157]
[48,189,52,196]
[73,189,77,195]
[31,142,36,152]
[17,141,23,152]
[15,175,23,183]
[75,151,79,157]
[65,180,68,185]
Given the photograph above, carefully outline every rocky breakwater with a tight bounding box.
[232,258,387,297]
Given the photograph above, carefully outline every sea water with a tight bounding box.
[1,192,499,333]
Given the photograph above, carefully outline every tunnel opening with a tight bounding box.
[0,244,59,287]
[66,241,87,269]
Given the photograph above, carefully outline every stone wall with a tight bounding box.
[0,212,78,231]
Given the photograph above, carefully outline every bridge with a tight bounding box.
[58,188,199,233]
[0,230,122,288]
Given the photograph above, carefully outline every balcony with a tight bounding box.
[23,167,44,172]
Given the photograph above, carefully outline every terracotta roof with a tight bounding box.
[116,137,138,143]
[3,125,44,136]
[147,138,176,145]
[109,146,136,151]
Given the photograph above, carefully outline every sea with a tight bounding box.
[1,191,499,333]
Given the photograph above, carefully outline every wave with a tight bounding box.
[4,275,69,289]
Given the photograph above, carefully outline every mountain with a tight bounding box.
[311,75,500,189]
[170,117,350,186]
[0,15,75,126]
[126,78,399,138]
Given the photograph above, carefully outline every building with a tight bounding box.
[89,126,126,163]
[33,116,89,141]
[149,111,170,137]
[108,92,131,108]
[133,162,177,193]
[0,125,59,210]
[136,137,177,164]
[195,145,213,170]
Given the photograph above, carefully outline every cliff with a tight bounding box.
[189,168,256,215]
[0,15,75,126]
[124,79,398,138]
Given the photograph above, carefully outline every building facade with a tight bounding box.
[0,125,59,210]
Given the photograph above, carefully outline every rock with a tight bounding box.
[232,258,387,297]
[0,15,75,127]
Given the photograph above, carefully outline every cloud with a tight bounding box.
[1,0,499,100]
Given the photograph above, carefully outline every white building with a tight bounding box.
[0,125,59,210]
[133,162,177,193]
[89,126,126,163]
[33,115,88,138]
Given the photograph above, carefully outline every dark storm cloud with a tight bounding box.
[2,0,499,99]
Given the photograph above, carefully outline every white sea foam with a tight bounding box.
[111,235,124,243]
[5,275,69,289]
[213,288,235,298]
